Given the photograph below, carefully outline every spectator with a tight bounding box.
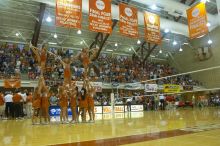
[0,91,4,119]
[4,91,13,119]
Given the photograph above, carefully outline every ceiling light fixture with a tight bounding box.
[151,4,157,10]
[137,40,141,44]
[77,30,82,34]
[15,33,19,36]
[54,33,57,38]
[173,40,177,46]
[179,47,183,52]
[164,29,170,33]
[159,50,162,53]
[208,39,213,44]
[46,16,52,22]
[115,43,118,47]
[206,22,211,27]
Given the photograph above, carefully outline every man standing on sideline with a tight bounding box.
[0,91,5,119]
[159,93,165,110]
[4,91,13,119]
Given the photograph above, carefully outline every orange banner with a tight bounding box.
[89,0,112,33]
[56,0,82,29]
[144,12,161,44]
[187,2,208,39]
[119,3,138,38]
[4,79,21,88]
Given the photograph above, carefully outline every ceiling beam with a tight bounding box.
[189,0,196,6]
[180,0,187,4]
[92,19,118,61]
[143,34,167,63]
[31,3,45,47]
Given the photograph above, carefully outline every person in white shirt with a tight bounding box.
[19,90,27,117]
[4,92,13,118]
[159,94,165,110]
[126,98,132,112]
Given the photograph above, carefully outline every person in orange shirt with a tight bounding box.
[0,91,4,119]
[58,86,68,124]
[32,87,41,124]
[78,88,88,123]
[12,90,22,119]
[69,83,78,123]
[41,86,50,124]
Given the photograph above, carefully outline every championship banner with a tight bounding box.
[76,81,102,92]
[144,11,161,44]
[56,0,82,29]
[4,79,21,88]
[145,84,158,92]
[187,2,208,39]
[89,0,112,33]
[163,84,180,93]
[119,3,138,38]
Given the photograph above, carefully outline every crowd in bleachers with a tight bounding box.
[0,42,202,87]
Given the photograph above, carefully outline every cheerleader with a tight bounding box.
[29,43,48,76]
[41,86,50,124]
[58,86,68,124]
[32,87,41,125]
[84,79,95,122]
[69,85,78,123]
[78,88,88,122]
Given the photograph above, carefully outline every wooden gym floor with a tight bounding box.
[0,108,220,146]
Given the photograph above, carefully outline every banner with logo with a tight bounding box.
[145,84,158,92]
[163,84,180,93]
[130,105,144,112]
[89,0,112,33]
[103,106,112,113]
[119,3,138,38]
[187,2,208,39]
[56,0,82,29]
[114,106,124,113]
[144,11,161,44]
[4,79,21,88]
[76,81,102,92]
[124,83,143,90]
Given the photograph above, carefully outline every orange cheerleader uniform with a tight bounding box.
[83,57,90,67]
[70,96,77,108]
[64,65,71,80]
[41,95,49,109]
[79,96,88,109]
[59,95,68,108]
[87,96,94,108]
[32,95,41,109]
[40,51,47,63]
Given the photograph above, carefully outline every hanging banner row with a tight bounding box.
[56,0,208,42]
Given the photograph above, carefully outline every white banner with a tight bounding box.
[131,105,144,112]
[114,106,124,113]
[94,106,102,114]
[145,84,158,92]
[76,81,102,92]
